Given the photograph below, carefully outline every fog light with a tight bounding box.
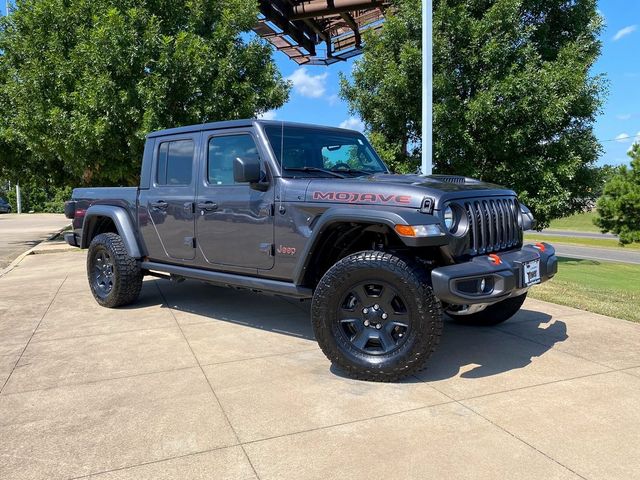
[480,278,486,292]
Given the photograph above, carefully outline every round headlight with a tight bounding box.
[444,205,455,231]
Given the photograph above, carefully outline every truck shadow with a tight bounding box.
[144,279,567,381]
[417,312,568,382]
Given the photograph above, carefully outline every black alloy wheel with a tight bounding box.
[338,281,411,355]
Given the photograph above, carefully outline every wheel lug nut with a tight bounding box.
[376,323,382,330]
[364,320,370,327]
[363,308,369,314]
[382,313,388,320]
[374,304,380,310]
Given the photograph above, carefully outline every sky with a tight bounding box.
[2,1,638,166]
[264,0,640,167]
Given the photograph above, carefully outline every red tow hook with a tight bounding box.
[488,254,502,265]
[534,242,546,252]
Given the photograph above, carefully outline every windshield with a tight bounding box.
[264,125,388,177]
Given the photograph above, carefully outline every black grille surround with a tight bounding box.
[454,197,523,256]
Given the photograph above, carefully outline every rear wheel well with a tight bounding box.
[85,216,118,245]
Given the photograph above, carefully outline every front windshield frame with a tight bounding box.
[262,124,389,177]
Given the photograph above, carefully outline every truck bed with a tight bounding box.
[71,187,139,231]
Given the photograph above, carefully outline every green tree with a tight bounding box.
[340,0,605,227]
[0,0,289,188]
[594,145,640,245]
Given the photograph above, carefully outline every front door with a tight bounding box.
[140,133,198,261]
[196,130,274,270]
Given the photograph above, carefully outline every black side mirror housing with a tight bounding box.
[234,155,262,183]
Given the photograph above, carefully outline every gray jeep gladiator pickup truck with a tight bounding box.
[64,120,557,381]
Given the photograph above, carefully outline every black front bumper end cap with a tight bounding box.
[431,243,558,305]
[64,232,79,248]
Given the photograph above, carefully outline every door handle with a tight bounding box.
[150,200,168,210]
[197,201,218,212]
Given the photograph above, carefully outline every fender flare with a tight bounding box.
[292,207,446,285]
[81,205,142,258]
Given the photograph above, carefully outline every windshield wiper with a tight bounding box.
[284,167,345,178]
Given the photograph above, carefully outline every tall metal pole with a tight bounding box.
[16,183,22,214]
[421,0,433,176]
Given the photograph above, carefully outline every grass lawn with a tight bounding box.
[525,233,640,250]
[547,211,600,233]
[529,257,640,322]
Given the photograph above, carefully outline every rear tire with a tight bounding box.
[312,251,443,382]
[450,292,527,326]
[87,232,143,308]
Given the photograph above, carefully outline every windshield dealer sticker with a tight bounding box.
[312,191,412,204]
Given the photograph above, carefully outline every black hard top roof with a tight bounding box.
[147,119,357,139]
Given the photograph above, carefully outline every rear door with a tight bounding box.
[139,133,198,261]
[195,129,275,270]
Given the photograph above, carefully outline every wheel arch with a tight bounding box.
[293,208,446,287]
[81,205,142,258]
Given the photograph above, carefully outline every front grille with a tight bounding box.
[462,197,521,254]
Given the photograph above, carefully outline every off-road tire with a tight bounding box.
[451,292,527,326]
[312,251,443,382]
[87,232,143,308]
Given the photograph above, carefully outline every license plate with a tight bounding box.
[523,259,541,286]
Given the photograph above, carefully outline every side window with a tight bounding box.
[156,140,194,186]
[208,134,259,186]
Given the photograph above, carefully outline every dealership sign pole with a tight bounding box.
[422,0,433,176]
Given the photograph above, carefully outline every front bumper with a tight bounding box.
[431,243,557,306]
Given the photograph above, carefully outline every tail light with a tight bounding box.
[64,201,76,219]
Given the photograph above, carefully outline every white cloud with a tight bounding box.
[258,110,277,121]
[287,68,329,98]
[617,113,632,121]
[615,133,631,143]
[613,25,637,41]
[339,117,365,132]
[327,94,340,106]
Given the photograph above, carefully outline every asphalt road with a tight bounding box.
[537,229,618,240]
[0,213,70,269]
[531,229,640,264]
[550,243,640,265]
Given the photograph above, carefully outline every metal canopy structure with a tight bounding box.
[255,0,392,66]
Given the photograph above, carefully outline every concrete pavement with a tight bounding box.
[0,213,70,269]
[1,248,640,479]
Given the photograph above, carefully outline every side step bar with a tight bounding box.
[141,261,313,299]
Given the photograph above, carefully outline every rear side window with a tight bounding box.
[156,140,194,186]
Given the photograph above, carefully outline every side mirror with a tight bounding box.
[233,155,262,184]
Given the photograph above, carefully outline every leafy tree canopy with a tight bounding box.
[341,0,606,227]
[595,144,640,245]
[0,0,289,187]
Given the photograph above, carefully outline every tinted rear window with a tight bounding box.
[156,140,194,186]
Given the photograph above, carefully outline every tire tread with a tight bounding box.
[312,250,443,382]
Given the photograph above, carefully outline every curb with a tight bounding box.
[0,226,71,279]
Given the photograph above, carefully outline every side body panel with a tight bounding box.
[194,127,275,270]
[137,132,199,261]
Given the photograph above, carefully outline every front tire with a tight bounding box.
[87,232,143,308]
[312,251,443,382]
[450,292,527,326]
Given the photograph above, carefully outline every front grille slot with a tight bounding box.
[463,198,521,255]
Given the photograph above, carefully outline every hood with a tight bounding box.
[304,173,516,210]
